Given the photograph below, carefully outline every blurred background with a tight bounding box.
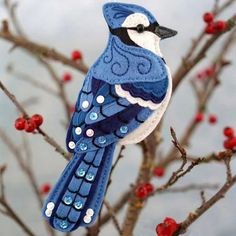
[0,0,236,235]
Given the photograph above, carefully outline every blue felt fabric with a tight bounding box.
[121,78,168,104]
[91,35,168,84]
[103,3,156,29]
[43,2,171,233]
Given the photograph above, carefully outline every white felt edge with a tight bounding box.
[115,84,162,110]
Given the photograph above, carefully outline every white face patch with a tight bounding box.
[122,13,162,56]
[122,13,150,28]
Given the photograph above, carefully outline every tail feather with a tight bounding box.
[43,143,116,232]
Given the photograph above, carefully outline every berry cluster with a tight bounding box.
[156,217,179,236]
[203,12,228,34]
[40,183,51,195]
[223,127,236,150]
[15,114,43,133]
[194,112,218,125]
[134,183,154,199]
[196,65,215,80]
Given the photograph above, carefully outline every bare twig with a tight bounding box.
[0,168,36,236]
[0,22,89,74]
[175,175,236,235]
[7,65,58,97]
[104,200,122,235]
[0,80,70,160]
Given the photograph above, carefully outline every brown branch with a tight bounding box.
[0,80,70,160]
[175,175,236,235]
[173,14,236,91]
[0,24,89,74]
[7,65,58,97]
[160,29,236,168]
[180,0,235,63]
[104,200,122,235]
[0,168,36,236]
[4,1,73,123]
[99,190,131,227]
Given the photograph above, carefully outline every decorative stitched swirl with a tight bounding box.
[102,37,152,77]
[92,36,167,84]
[103,38,129,76]
[113,40,152,75]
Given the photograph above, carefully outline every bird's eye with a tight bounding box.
[136,24,145,33]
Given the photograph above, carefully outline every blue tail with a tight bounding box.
[42,143,116,232]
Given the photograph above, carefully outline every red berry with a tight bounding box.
[205,23,216,34]
[40,183,51,195]
[156,217,179,236]
[224,138,236,150]
[203,12,214,23]
[71,50,82,61]
[208,115,217,124]
[31,114,43,127]
[194,112,204,123]
[223,127,234,138]
[62,73,72,83]
[25,119,36,133]
[15,117,26,131]
[214,20,227,32]
[224,140,232,149]
[206,67,215,77]
[70,105,75,113]
[154,167,165,177]
[229,138,236,149]
[134,185,148,199]
[144,183,154,194]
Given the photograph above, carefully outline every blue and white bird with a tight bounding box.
[43,2,177,232]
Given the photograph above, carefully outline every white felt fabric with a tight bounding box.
[115,84,162,110]
[122,13,150,28]
[122,13,163,57]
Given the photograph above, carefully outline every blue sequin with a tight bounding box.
[79,143,88,151]
[60,220,68,229]
[74,201,83,210]
[98,136,107,144]
[63,196,73,205]
[89,112,98,121]
[120,126,128,134]
[76,169,86,177]
[86,173,95,182]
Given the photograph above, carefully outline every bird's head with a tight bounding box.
[103,2,177,55]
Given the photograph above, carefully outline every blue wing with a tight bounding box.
[66,74,169,153]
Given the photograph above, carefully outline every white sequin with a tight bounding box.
[47,202,55,210]
[45,209,52,217]
[96,95,105,104]
[75,127,82,135]
[86,129,94,137]
[83,215,92,224]
[69,141,76,149]
[86,208,94,217]
[82,101,89,109]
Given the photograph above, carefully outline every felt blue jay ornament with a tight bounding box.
[43,2,177,232]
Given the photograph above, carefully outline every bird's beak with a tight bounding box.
[155,25,177,40]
